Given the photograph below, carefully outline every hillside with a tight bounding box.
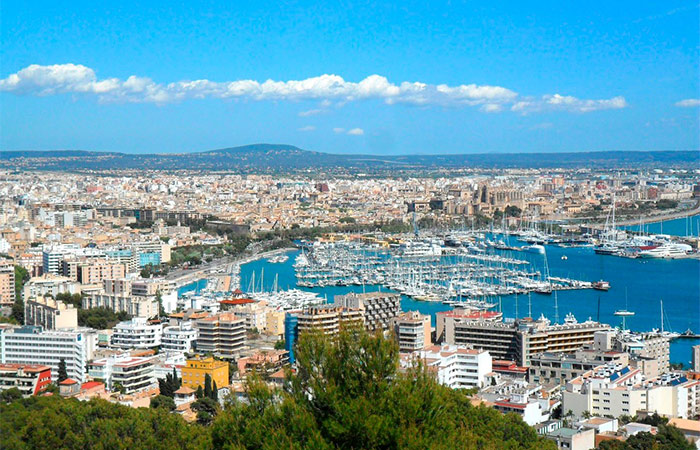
[1,144,697,172]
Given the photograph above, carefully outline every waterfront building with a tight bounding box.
[24,297,78,330]
[296,305,363,336]
[161,321,198,353]
[181,355,228,389]
[333,292,401,332]
[194,313,246,359]
[111,318,162,349]
[391,311,431,352]
[443,315,610,367]
[0,325,97,382]
[88,354,157,394]
[404,344,492,389]
[436,309,502,343]
[0,263,15,307]
[0,364,52,396]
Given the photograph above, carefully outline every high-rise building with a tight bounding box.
[443,315,610,367]
[0,263,15,307]
[391,311,431,352]
[333,292,401,332]
[296,305,363,336]
[0,325,97,382]
[194,313,246,359]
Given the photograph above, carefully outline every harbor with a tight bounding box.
[233,230,699,366]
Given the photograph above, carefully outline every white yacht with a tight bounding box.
[638,243,692,259]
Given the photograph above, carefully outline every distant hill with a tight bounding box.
[1,144,697,172]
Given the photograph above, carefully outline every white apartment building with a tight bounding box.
[161,322,198,353]
[88,354,157,394]
[563,364,700,419]
[0,325,97,382]
[111,318,162,349]
[25,297,78,330]
[333,291,401,332]
[405,344,492,389]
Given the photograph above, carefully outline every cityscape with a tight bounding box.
[1,1,699,449]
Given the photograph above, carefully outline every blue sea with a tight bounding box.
[229,222,700,367]
[620,214,700,237]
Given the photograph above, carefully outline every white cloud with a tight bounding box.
[298,125,315,132]
[298,109,324,117]
[512,94,627,114]
[347,128,364,135]
[675,99,700,107]
[333,127,345,134]
[0,63,629,114]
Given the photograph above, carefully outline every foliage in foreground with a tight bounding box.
[0,328,555,449]
[211,328,556,449]
[0,395,210,449]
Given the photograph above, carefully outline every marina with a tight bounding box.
[234,227,699,366]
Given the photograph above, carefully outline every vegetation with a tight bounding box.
[598,423,693,449]
[150,395,176,411]
[210,328,554,449]
[11,265,30,323]
[78,307,130,329]
[0,395,211,449]
[157,368,181,398]
[57,358,68,383]
[55,292,83,309]
[0,328,560,448]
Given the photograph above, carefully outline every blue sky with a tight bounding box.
[1,1,698,154]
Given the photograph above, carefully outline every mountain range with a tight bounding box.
[1,144,697,172]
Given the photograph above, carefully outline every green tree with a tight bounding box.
[210,327,555,449]
[0,387,23,403]
[150,395,176,411]
[274,339,286,350]
[57,358,68,383]
[204,373,212,399]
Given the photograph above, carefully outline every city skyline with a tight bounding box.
[2,1,698,154]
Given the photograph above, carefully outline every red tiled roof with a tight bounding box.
[220,298,256,305]
[60,378,79,385]
[81,381,104,390]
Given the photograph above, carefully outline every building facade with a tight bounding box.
[181,355,229,390]
[0,325,97,382]
[194,313,246,359]
[392,311,431,352]
[25,297,78,330]
[111,318,162,349]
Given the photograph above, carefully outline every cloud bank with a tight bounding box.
[0,63,627,113]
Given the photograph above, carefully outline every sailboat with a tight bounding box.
[656,299,680,339]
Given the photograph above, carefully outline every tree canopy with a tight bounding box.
[210,328,556,449]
